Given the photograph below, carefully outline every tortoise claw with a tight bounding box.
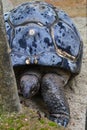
[49,114,69,127]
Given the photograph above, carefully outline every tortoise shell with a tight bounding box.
[4,1,83,74]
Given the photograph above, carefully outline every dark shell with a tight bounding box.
[4,1,83,74]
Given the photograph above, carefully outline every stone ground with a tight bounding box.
[2,0,87,130]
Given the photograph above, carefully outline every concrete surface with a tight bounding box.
[2,0,87,130]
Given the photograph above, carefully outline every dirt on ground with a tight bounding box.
[2,0,87,130]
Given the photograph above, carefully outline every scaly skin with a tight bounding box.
[19,69,70,127]
[41,73,70,127]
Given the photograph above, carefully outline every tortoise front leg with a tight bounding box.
[41,73,70,127]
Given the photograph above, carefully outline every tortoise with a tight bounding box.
[4,1,83,127]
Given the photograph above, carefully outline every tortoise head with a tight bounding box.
[20,72,40,98]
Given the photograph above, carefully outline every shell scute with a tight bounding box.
[11,23,54,57]
[53,21,80,57]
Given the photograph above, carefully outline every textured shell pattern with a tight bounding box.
[4,1,83,74]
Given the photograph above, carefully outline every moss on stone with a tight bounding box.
[0,107,69,130]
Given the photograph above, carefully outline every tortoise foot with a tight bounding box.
[49,114,69,127]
